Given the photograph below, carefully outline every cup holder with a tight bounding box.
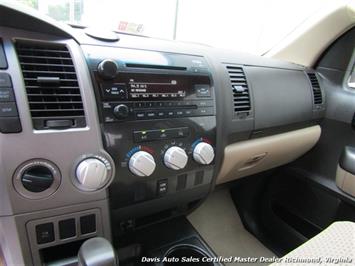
[163,244,213,265]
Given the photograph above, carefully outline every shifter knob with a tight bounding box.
[78,237,118,266]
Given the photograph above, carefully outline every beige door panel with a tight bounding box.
[336,165,355,197]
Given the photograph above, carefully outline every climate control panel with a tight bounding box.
[85,51,217,211]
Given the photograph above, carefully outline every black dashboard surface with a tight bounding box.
[0,3,326,265]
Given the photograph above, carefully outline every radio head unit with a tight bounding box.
[82,45,215,122]
[100,73,211,101]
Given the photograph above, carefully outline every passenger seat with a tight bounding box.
[272,221,355,265]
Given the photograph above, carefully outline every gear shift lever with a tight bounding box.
[78,237,118,266]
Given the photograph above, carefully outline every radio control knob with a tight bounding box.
[164,146,188,170]
[129,151,156,177]
[193,142,215,165]
[113,104,129,118]
[76,158,109,190]
[98,59,118,79]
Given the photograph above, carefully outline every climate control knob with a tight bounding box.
[193,142,215,165]
[164,146,188,170]
[76,158,109,190]
[129,151,156,177]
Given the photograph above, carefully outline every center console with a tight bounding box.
[84,46,217,224]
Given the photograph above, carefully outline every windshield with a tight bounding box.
[14,0,341,55]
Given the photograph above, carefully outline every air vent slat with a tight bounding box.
[307,73,323,105]
[226,65,251,114]
[16,41,86,130]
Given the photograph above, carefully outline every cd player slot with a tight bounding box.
[125,63,187,71]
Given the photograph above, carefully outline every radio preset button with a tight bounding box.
[146,111,157,118]
[155,102,164,107]
[157,111,166,118]
[167,111,174,117]
[134,102,146,108]
[176,110,184,117]
[184,110,193,116]
[163,102,174,107]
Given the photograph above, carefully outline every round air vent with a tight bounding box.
[13,159,61,199]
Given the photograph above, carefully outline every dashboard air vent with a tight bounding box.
[307,72,322,105]
[15,41,86,130]
[226,66,251,113]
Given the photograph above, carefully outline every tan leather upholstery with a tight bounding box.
[272,221,355,265]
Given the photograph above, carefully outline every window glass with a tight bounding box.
[15,0,343,55]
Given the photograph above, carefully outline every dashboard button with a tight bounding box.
[80,214,96,234]
[36,223,54,244]
[133,131,151,142]
[146,102,154,108]
[157,179,168,195]
[195,85,211,97]
[0,88,14,102]
[0,73,12,87]
[146,111,157,119]
[0,117,22,133]
[175,127,189,138]
[135,112,146,120]
[157,111,166,118]
[176,110,184,117]
[101,84,126,99]
[195,107,214,116]
[184,109,193,116]
[134,102,146,108]
[155,102,164,108]
[0,102,18,117]
[195,100,214,107]
[163,102,174,107]
[59,218,76,239]
[166,111,175,117]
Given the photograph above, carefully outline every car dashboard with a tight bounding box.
[0,3,326,265]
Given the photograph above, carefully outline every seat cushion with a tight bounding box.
[271,221,355,265]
